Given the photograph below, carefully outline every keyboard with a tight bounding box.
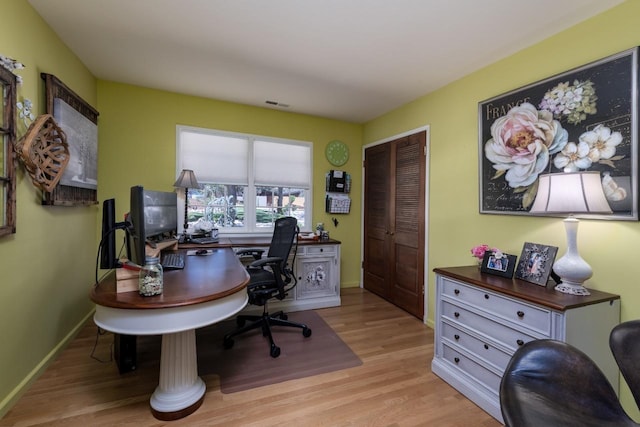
[161,252,185,270]
[190,237,219,244]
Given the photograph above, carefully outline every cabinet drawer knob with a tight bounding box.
[320,248,323,252]
[517,311,525,318]
[454,334,460,340]
[454,289,460,295]
[454,357,460,364]
[454,312,460,318]
[484,344,489,350]
[517,339,524,346]
[484,294,489,300]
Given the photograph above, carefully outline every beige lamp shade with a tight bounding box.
[173,169,200,189]
[530,171,612,215]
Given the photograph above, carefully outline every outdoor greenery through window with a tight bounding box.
[177,126,312,233]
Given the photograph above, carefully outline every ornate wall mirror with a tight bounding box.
[0,65,17,237]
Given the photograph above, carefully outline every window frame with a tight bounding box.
[0,65,17,237]
[176,125,313,235]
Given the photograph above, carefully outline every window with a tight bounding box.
[177,126,312,234]
[0,65,16,237]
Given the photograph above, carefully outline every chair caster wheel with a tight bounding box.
[280,313,288,320]
[223,338,234,349]
[236,318,246,327]
[303,327,312,337]
[270,345,281,358]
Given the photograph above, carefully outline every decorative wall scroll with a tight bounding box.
[41,73,99,206]
[479,47,638,220]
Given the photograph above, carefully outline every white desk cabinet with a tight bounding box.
[432,266,620,424]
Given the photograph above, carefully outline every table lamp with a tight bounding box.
[529,171,612,296]
[173,169,200,242]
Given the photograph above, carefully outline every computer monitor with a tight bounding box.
[128,185,178,265]
[99,198,131,269]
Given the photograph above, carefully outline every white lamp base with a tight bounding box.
[553,217,592,296]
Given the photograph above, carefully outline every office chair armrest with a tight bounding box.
[236,248,265,260]
[248,256,283,268]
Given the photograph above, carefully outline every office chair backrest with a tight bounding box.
[268,216,298,274]
[500,339,637,427]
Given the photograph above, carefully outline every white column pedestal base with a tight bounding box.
[150,330,205,420]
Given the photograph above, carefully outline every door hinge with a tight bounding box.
[423,145,427,156]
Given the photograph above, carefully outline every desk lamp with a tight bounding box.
[529,171,612,296]
[173,169,200,242]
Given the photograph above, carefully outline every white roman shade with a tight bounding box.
[254,140,311,188]
[179,129,249,185]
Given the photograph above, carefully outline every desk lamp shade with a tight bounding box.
[174,169,200,235]
[530,171,612,295]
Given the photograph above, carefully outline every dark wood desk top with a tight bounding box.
[91,247,249,310]
[434,265,620,312]
[180,237,341,249]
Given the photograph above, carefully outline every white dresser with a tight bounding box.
[432,266,620,424]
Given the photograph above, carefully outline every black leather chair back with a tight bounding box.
[500,339,638,427]
[610,320,640,411]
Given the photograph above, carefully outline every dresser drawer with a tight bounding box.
[441,277,551,335]
[442,322,512,371]
[442,301,539,353]
[442,343,501,396]
[305,245,336,255]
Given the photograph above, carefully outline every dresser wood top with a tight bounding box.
[434,266,619,311]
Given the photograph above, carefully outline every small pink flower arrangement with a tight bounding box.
[471,244,500,262]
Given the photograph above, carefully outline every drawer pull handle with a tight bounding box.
[454,312,460,318]
[484,294,489,300]
[454,334,460,340]
[454,357,460,364]
[484,344,489,350]
[517,311,525,318]
[517,339,524,346]
[454,289,460,295]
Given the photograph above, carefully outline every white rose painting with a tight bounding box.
[479,47,637,220]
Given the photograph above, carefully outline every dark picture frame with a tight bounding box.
[515,242,558,286]
[479,47,638,220]
[480,251,517,278]
[41,73,99,206]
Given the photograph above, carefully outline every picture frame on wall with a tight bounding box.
[480,251,517,278]
[478,47,639,220]
[515,242,558,286]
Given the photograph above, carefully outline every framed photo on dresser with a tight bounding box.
[515,242,558,286]
[480,251,517,278]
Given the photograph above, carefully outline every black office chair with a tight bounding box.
[500,339,638,427]
[610,320,640,411]
[223,216,312,358]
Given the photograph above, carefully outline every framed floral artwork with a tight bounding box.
[515,242,558,287]
[479,47,638,220]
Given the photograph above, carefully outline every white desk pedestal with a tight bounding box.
[150,330,206,420]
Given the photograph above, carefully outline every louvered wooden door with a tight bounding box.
[364,131,425,319]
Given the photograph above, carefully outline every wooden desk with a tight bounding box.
[90,247,249,420]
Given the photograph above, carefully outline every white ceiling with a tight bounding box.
[28,0,624,123]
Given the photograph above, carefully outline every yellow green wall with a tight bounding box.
[364,0,640,419]
[0,0,98,416]
[96,81,363,285]
[3,0,640,421]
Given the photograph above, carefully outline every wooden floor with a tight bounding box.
[1,288,501,427]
